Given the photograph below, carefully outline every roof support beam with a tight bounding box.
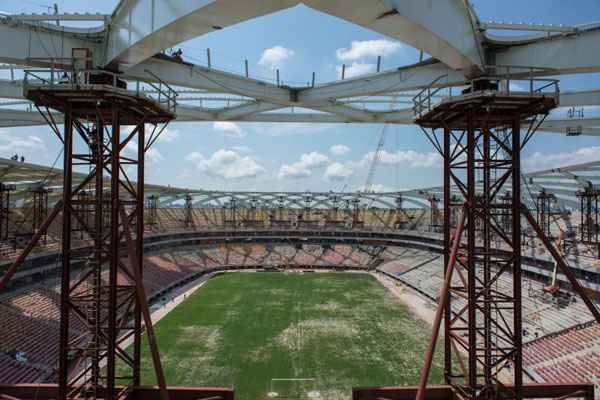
[0,19,102,66]
[559,89,600,107]
[106,0,298,69]
[216,101,283,121]
[304,0,484,73]
[1,106,600,133]
[298,61,465,104]
[124,56,293,104]
[492,28,600,75]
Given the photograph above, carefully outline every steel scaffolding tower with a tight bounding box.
[536,189,555,239]
[577,187,600,258]
[0,183,13,241]
[16,61,181,400]
[29,186,49,241]
[413,79,600,400]
[355,77,600,400]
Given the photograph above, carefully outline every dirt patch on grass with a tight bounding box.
[276,318,358,351]
[177,325,221,350]
[313,301,341,313]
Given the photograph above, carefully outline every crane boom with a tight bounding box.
[364,124,388,193]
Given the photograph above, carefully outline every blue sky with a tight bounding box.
[1,1,600,192]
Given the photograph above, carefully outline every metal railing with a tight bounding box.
[412,74,449,118]
[412,65,560,118]
[23,58,178,114]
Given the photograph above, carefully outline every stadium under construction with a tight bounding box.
[1,2,600,400]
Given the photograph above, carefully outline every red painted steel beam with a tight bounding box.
[0,202,61,292]
[416,204,467,400]
[354,383,594,400]
[120,207,170,400]
[0,158,99,293]
[0,385,234,400]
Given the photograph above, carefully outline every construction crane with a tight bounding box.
[363,124,388,193]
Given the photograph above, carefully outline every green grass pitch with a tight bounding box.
[134,272,443,400]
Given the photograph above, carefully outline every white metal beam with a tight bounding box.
[124,56,293,104]
[106,0,485,73]
[492,27,600,75]
[0,79,24,99]
[297,61,465,104]
[304,0,484,74]
[0,108,55,127]
[8,13,108,22]
[559,89,600,107]
[480,21,577,34]
[106,0,298,69]
[215,101,281,121]
[0,18,103,66]
[4,106,599,135]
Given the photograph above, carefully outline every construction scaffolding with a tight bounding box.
[6,54,206,400]
[0,183,12,241]
[354,74,600,400]
[30,186,49,241]
[577,187,600,258]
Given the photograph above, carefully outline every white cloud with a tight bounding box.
[278,151,329,179]
[278,164,311,179]
[0,132,45,157]
[184,152,202,162]
[330,144,350,156]
[232,145,252,154]
[336,39,401,61]
[300,151,329,168]
[256,123,331,137]
[324,162,355,181]
[121,126,179,144]
[258,46,295,70]
[336,62,375,78]
[145,148,163,163]
[361,149,442,168]
[124,139,163,163]
[523,146,600,171]
[157,128,179,142]
[185,149,265,179]
[214,121,246,138]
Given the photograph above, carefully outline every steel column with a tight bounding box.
[58,109,73,400]
[0,184,11,241]
[133,123,144,387]
[415,95,547,399]
[442,127,452,385]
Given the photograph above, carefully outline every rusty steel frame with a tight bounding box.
[434,113,526,399]
[9,77,178,400]
[577,187,600,258]
[535,189,555,239]
[0,183,10,241]
[416,203,467,400]
[30,186,49,239]
[354,383,595,400]
[57,105,149,400]
[395,89,598,400]
[0,385,234,400]
[0,78,238,400]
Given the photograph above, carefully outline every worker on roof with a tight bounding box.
[173,48,183,62]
